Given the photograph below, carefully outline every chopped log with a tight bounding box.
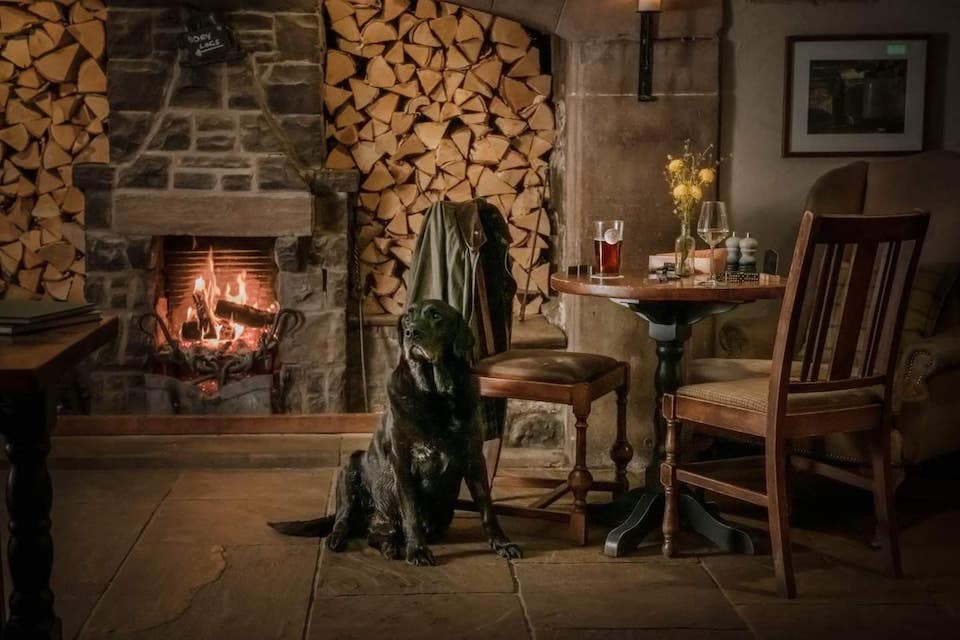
[430,15,458,46]
[411,22,441,47]
[491,18,530,50]
[415,0,439,20]
[456,14,483,42]
[18,267,43,293]
[11,142,41,169]
[326,50,356,85]
[34,43,80,83]
[404,44,431,66]
[0,124,29,151]
[214,300,276,329]
[77,57,105,92]
[363,162,396,191]
[2,39,31,69]
[324,0,355,22]
[367,92,400,123]
[326,145,355,169]
[324,84,352,111]
[390,245,413,267]
[414,121,449,150]
[508,48,540,78]
[363,20,397,44]
[38,241,74,271]
[476,168,515,197]
[496,44,527,64]
[67,19,105,58]
[332,15,361,41]
[0,6,40,34]
[74,133,108,163]
[366,56,396,87]
[383,0,411,22]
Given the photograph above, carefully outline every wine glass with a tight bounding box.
[697,201,730,286]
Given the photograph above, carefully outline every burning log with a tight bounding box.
[214,300,276,329]
[193,291,216,338]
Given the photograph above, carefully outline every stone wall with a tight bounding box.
[77,1,352,415]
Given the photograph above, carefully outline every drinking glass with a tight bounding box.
[592,220,624,278]
[697,202,729,286]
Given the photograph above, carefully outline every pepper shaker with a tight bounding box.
[725,232,740,272]
[738,233,758,273]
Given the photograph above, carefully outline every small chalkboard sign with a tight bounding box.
[177,6,243,67]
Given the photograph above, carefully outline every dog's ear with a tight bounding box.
[453,316,475,360]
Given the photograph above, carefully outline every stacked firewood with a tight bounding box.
[0,0,108,301]
[323,0,554,317]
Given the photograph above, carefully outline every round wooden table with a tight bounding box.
[551,269,786,557]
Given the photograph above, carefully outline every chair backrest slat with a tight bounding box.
[828,242,877,379]
[768,211,930,428]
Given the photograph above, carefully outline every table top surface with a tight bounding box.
[551,270,787,302]
[0,316,119,392]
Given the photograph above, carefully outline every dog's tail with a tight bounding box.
[268,515,335,538]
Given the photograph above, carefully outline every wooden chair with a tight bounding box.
[660,210,930,597]
[465,228,632,547]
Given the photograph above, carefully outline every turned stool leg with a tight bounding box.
[661,396,680,558]
[568,398,593,546]
[609,378,633,499]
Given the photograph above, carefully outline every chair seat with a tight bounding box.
[474,349,621,384]
[677,377,884,413]
[687,358,772,384]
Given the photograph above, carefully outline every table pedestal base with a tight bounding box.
[599,300,756,559]
[602,489,754,557]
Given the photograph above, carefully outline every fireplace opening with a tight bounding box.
[142,236,301,409]
[161,237,279,352]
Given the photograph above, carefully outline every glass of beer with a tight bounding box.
[592,220,624,278]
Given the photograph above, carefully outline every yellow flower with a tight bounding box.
[672,184,688,199]
[689,184,703,200]
[698,168,716,185]
[667,158,686,174]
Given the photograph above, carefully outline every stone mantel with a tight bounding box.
[112,191,314,237]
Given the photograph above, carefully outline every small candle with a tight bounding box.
[638,0,662,11]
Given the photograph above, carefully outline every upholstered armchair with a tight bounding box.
[697,150,960,470]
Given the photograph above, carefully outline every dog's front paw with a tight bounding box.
[491,539,522,560]
[406,545,436,566]
[380,539,403,560]
[325,530,348,552]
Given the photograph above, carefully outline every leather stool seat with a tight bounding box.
[474,349,622,384]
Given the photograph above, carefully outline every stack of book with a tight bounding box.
[0,300,101,336]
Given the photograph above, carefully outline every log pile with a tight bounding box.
[323,0,554,317]
[0,0,108,301]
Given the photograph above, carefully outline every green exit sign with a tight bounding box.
[886,43,909,56]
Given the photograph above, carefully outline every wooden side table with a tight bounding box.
[0,317,119,639]
[552,271,785,557]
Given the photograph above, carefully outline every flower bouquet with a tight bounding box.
[664,141,720,276]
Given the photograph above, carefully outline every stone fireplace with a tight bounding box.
[74,1,355,416]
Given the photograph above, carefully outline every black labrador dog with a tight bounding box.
[270,299,521,565]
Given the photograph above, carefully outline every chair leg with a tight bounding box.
[661,395,680,558]
[767,437,796,599]
[568,406,593,546]
[610,381,633,499]
[870,419,903,579]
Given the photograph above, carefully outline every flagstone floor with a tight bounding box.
[6,440,959,640]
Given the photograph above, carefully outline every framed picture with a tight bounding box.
[783,35,929,157]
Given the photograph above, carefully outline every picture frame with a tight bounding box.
[783,35,929,157]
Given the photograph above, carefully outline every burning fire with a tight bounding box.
[176,247,268,349]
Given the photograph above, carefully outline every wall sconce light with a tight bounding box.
[637,0,662,102]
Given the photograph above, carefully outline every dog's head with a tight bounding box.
[398,300,474,396]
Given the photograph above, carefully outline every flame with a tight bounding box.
[174,248,266,349]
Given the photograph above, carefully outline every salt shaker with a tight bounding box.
[725,232,740,271]
[738,233,758,273]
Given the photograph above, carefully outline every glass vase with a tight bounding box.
[674,220,695,277]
